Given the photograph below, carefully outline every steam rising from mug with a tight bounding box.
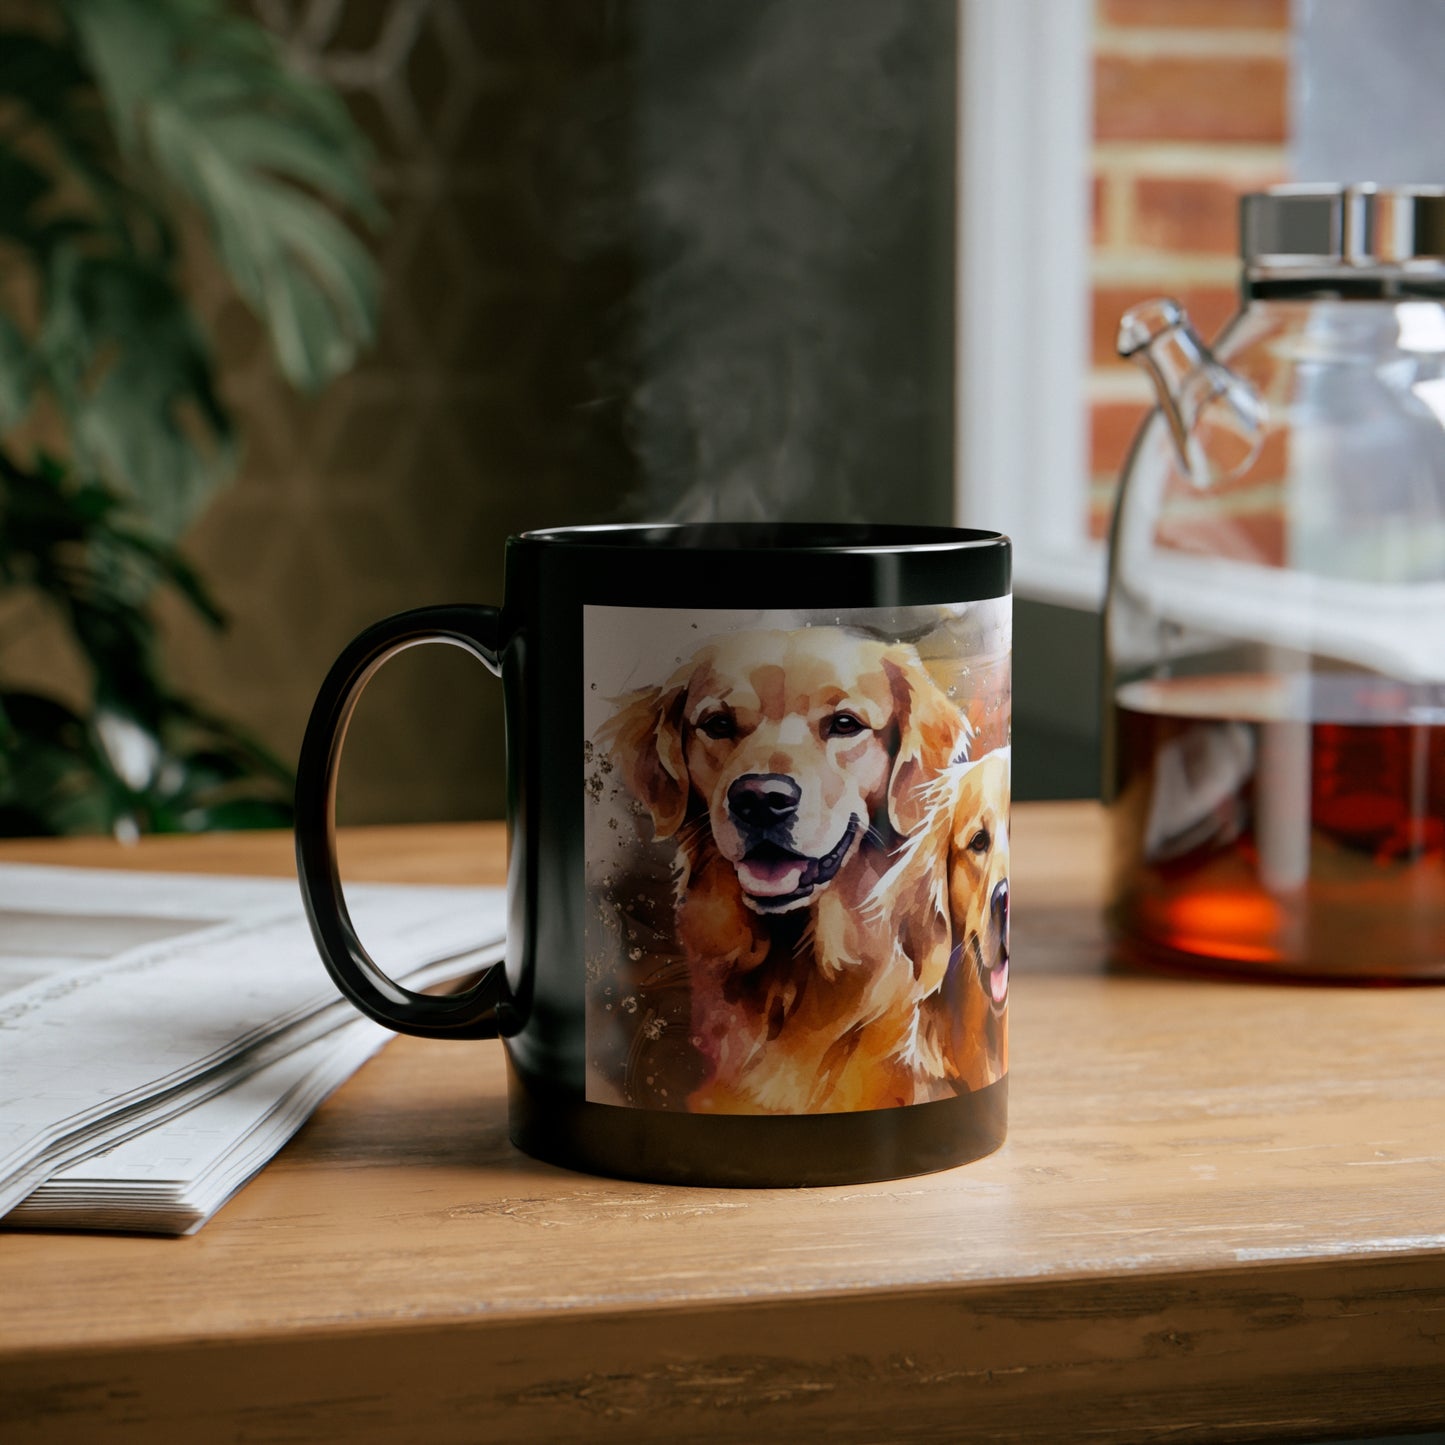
[560,1,953,524]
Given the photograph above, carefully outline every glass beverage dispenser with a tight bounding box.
[1106,185,1445,980]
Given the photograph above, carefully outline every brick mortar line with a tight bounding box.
[1093,27,1291,59]
[1096,250,1247,271]
[1152,485,1292,518]
[1093,163,1288,189]
[1087,372,1158,403]
[1091,255,1242,284]
[1093,143,1290,173]
[1086,478,1295,511]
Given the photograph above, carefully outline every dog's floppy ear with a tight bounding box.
[599,684,689,839]
[884,650,967,837]
[867,775,955,993]
[894,812,954,989]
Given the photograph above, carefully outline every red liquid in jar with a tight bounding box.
[1109,674,1445,979]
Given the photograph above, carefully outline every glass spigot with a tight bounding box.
[1118,297,1267,487]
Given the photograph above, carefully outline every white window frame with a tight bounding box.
[955,0,1104,611]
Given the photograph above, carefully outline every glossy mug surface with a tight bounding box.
[296,523,1012,1186]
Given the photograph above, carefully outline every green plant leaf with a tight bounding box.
[0,151,52,245]
[66,0,382,392]
[0,27,147,246]
[55,0,177,154]
[0,678,296,838]
[0,690,117,836]
[142,106,381,391]
[0,315,32,429]
[163,696,295,786]
[0,31,92,132]
[173,797,292,832]
[106,524,225,627]
[37,247,235,536]
[0,451,222,728]
[0,1,356,838]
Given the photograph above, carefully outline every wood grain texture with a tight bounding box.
[2,808,1444,1443]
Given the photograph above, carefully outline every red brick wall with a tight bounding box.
[1087,0,1291,538]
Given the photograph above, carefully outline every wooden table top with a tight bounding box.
[2,807,1443,1444]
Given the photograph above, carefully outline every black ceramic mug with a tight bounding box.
[296,523,1012,1186]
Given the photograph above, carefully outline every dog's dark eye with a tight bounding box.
[967,828,991,854]
[698,713,736,741]
[825,712,867,738]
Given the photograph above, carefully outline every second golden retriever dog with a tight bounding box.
[601,626,966,1114]
[886,749,1011,1096]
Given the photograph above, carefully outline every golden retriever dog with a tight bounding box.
[600,626,966,1114]
[883,749,1010,1096]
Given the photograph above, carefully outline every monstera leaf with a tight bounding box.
[0,452,293,836]
[68,0,383,394]
[0,0,381,533]
[0,2,379,834]
[0,316,30,432]
[38,247,236,538]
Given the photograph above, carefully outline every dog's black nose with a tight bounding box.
[728,773,802,831]
[991,878,1009,926]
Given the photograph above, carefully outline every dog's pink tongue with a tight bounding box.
[739,856,807,898]
[990,959,1009,1006]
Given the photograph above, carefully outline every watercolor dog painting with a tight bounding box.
[888,748,1011,1095]
[588,615,1010,1116]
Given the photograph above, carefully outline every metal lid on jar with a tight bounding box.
[1242,184,1445,278]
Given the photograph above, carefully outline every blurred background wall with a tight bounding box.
[1014,0,1290,802]
[155,0,958,825]
[100,0,1445,824]
[158,2,638,828]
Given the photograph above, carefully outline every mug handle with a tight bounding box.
[295,604,508,1040]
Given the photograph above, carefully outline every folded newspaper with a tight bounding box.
[0,863,505,1235]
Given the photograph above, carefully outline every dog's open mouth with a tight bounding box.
[737,818,860,912]
[972,933,1009,1014]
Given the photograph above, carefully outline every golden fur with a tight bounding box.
[600,627,965,1114]
[882,749,1011,1096]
